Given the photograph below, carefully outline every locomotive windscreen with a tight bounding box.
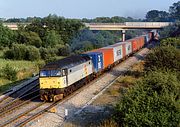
[40,70,61,77]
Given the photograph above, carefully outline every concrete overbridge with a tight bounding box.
[84,22,173,41]
[84,22,172,30]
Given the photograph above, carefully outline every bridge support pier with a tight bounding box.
[122,30,126,41]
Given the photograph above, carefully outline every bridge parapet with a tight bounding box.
[85,22,173,30]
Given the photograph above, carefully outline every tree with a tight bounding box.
[144,46,180,72]
[17,31,42,48]
[43,30,64,48]
[0,23,16,48]
[114,70,180,127]
[4,44,40,61]
[146,10,170,22]
[169,1,180,21]
[2,64,17,81]
[57,44,71,56]
[160,37,180,48]
[26,45,41,61]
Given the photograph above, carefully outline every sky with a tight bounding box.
[0,0,178,19]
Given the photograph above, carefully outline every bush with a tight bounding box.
[17,31,42,48]
[26,45,41,61]
[4,44,40,61]
[39,47,59,60]
[114,70,180,127]
[57,44,71,56]
[2,64,17,81]
[160,37,180,48]
[39,47,50,60]
[45,56,58,64]
[144,46,180,72]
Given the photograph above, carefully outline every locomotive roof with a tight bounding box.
[41,55,90,70]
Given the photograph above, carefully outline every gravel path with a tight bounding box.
[27,46,151,127]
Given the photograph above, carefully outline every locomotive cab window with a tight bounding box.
[51,70,61,76]
[40,70,61,77]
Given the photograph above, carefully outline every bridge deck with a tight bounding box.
[85,22,172,30]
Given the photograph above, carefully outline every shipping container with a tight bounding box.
[106,44,123,62]
[128,39,138,52]
[111,42,126,58]
[136,37,141,50]
[82,52,103,73]
[139,36,145,48]
[118,41,132,55]
[91,48,114,69]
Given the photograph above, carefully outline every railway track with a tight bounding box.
[0,79,39,105]
[0,78,40,127]
[0,89,40,117]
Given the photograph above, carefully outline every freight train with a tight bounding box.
[39,32,154,101]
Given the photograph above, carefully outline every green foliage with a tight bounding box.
[17,31,42,48]
[4,44,40,61]
[82,16,140,23]
[0,23,17,48]
[144,46,180,71]
[25,14,84,44]
[44,56,58,64]
[39,47,60,60]
[146,10,170,22]
[2,64,17,81]
[71,29,116,53]
[114,71,180,127]
[26,45,41,61]
[57,44,71,56]
[43,30,64,48]
[160,37,180,48]
[39,47,50,60]
[159,23,180,38]
[169,1,180,21]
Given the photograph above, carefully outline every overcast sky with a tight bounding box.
[0,0,178,19]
